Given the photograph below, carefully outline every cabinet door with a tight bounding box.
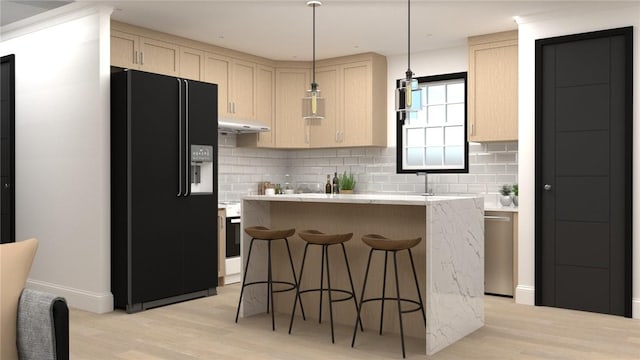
[231,60,256,120]
[218,209,226,280]
[111,30,139,69]
[255,65,275,146]
[275,68,310,148]
[139,37,180,76]
[341,61,371,146]
[204,52,232,118]
[310,66,339,148]
[468,36,518,142]
[179,47,205,81]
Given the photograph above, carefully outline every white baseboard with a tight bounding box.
[515,285,535,305]
[26,279,113,314]
[633,298,640,319]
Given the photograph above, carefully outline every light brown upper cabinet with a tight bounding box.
[275,67,311,148]
[309,53,387,148]
[309,65,339,147]
[111,30,180,77]
[179,47,205,81]
[204,53,256,120]
[468,31,518,142]
[237,65,276,148]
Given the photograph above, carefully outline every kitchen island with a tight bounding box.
[239,194,484,356]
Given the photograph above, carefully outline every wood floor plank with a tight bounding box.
[69,285,640,359]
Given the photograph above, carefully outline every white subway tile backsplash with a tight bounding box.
[217,133,517,202]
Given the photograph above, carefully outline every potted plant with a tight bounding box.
[512,183,519,206]
[499,184,513,207]
[338,171,356,194]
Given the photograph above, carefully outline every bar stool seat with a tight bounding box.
[289,229,362,343]
[361,234,422,251]
[235,226,305,331]
[352,234,426,358]
[245,226,295,240]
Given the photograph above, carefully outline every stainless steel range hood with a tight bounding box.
[218,118,271,134]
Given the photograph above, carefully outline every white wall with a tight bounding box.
[385,46,468,145]
[516,3,640,318]
[0,4,113,313]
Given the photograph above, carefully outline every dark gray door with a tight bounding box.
[0,55,16,244]
[535,27,632,317]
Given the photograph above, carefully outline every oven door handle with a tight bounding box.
[229,218,241,224]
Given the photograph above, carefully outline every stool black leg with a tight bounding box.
[379,250,388,335]
[408,249,426,325]
[324,244,336,343]
[341,243,363,331]
[268,240,275,331]
[284,238,306,320]
[393,251,406,358]
[235,238,256,323]
[352,248,374,348]
[289,242,310,334]
[319,244,325,324]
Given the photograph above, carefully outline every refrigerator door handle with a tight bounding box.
[184,79,191,197]
[177,78,183,197]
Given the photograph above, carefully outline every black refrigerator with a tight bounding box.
[111,69,218,313]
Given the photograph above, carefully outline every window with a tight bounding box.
[396,72,469,173]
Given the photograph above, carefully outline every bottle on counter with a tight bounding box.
[275,184,282,195]
[325,175,331,194]
[332,172,339,194]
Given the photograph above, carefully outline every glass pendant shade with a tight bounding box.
[302,85,326,119]
[395,77,422,113]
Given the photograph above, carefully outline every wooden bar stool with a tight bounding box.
[351,234,426,358]
[288,229,362,343]
[235,226,305,331]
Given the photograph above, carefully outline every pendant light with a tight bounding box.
[302,0,325,120]
[395,0,422,119]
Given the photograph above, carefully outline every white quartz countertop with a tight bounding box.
[243,193,480,206]
[484,205,519,213]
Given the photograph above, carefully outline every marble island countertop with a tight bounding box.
[243,193,480,206]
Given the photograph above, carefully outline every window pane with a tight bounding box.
[447,82,465,103]
[426,127,443,146]
[406,148,424,166]
[427,105,445,124]
[445,126,463,145]
[444,146,464,166]
[427,84,445,104]
[426,147,443,166]
[447,103,464,124]
[406,128,425,146]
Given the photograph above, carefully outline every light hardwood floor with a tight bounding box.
[70,285,640,359]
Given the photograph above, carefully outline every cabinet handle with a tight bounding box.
[134,50,138,64]
[470,123,475,136]
[140,52,144,65]
[340,131,344,142]
[335,131,339,142]
[232,102,236,113]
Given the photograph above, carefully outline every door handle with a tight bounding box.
[184,79,191,196]
[177,78,183,197]
[544,184,552,191]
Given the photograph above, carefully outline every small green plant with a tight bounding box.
[338,171,356,190]
[512,184,519,196]
[500,184,512,196]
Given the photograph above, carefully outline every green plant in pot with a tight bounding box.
[499,184,513,207]
[512,183,519,206]
[338,171,356,194]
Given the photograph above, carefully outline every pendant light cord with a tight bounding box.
[312,3,316,86]
[406,0,412,79]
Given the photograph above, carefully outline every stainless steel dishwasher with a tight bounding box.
[484,212,514,296]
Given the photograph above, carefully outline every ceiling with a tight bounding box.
[1,1,628,61]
